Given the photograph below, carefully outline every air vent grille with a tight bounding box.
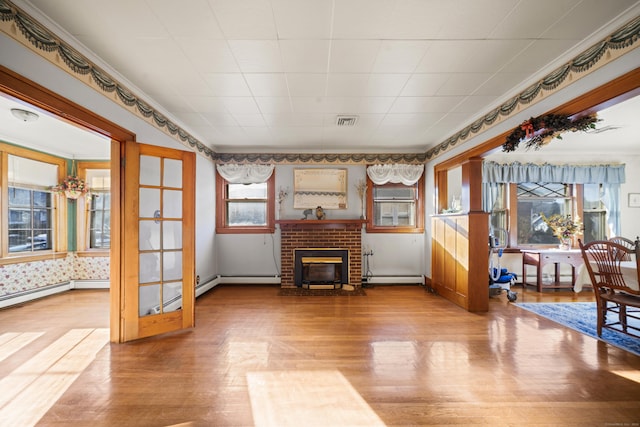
[336,115,358,126]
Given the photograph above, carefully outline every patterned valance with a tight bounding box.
[367,164,424,185]
[216,164,274,184]
[482,161,625,184]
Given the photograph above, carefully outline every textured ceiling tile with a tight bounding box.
[202,74,252,97]
[271,0,333,39]
[210,0,278,39]
[280,40,331,72]
[228,40,284,73]
[245,74,290,97]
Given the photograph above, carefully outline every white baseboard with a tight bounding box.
[366,276,424,284]
[196,275,222,298]
[218,276,281,285]
[0,282,72,309]
[71,280,109,289]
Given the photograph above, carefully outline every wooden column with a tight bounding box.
[461,157,483,213]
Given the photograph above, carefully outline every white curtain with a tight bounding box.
[216,164,274,184]
[366,164,424,185]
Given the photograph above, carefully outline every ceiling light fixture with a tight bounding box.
[10,108,39,122]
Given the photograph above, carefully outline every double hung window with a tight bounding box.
[366,175,424,233]
[215,170,275,234]
[1,146,66,259]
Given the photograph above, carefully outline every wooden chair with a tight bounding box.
[608,236,636,261]
[578,239,640,338]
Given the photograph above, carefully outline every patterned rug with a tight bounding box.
[278,287,366,296]
[516,302,640,356]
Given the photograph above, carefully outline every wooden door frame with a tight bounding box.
[0,65,134,342]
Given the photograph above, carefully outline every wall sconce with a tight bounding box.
[10,108,39,122]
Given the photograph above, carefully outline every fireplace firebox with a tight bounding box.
[295,249,349,289]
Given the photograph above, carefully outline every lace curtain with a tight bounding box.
[216,164,274,184]
[482,161,625,236]
[366,164,424,185]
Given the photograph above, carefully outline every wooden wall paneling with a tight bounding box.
[444,217,457,293]
[467,212,489,312]
[455,216,469,308]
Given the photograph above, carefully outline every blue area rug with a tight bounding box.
[516,302,640,356]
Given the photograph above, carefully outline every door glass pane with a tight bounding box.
[163,282,182,313]
[163,251,182,282]
[139,188,161,218]
[139,284,160,316]
[163,190,182,218]
[140,252,161,283]
[140,155,161,186]
[163,159,182,188]
[140,220,160,250]
[163,221,182,250]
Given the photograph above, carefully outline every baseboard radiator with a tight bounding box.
[365,276,425,285]
[0,282,72,309]
[217,275,281,285]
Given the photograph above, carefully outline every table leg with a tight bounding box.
[537,258,543,292]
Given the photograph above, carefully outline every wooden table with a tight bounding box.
[521,249,585,292]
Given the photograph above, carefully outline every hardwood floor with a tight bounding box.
[0,284,639,426]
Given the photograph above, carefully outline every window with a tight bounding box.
[366,177,424,233]
[506,182,607,247]
[1,145,67,259]
[8,187,53,253]
[76,162,110,252]
[488,183,508,237]
[88,191,110,249]
[215,171,275,233]
[582,183,607,243]
[516,182,573,245]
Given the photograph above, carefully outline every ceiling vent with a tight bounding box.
[336,115,358,126]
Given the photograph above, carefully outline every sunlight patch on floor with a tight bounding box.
[0,332,44,362]
[0,328,108,427]
[611,369,640,384]
[247,370,386,427]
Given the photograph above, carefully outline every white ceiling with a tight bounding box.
[0,94,111,159]
[5,0,640,156]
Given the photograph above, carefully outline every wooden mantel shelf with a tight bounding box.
[276,219,366,230]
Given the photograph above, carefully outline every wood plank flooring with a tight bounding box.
[0,284,638,426]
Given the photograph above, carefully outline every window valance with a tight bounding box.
[366,164,424,185]
[482,161,625,237]
[216,164,274,184]
[482,161,625,184]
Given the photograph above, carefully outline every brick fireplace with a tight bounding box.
[276,219,365,288]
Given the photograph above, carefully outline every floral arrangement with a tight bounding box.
[51,175,90,195]
[277,186,289,204]
[540,213,583,241]
[354,179,367,200]
[502,113,599,152]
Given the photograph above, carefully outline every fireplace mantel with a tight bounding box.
[276,219,366,230]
